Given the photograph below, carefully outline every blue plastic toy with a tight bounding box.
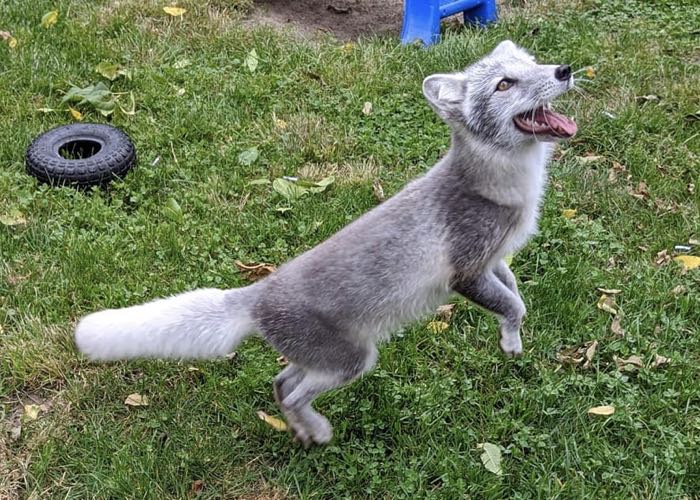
[401,0,498,46]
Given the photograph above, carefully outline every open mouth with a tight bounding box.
[513,105,577,138]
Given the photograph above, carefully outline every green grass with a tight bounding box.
[1,0,699,497]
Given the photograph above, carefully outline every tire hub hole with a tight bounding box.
[59,140,101,160]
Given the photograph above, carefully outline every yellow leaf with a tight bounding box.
[427,320,449,333]
[257,410,287,432]
[503,254,513,266]
[163,6,187,16]
[8,36,17,48]
[68,106,83,121]
[585,67,596,79]
[274,118,287,130]
[341,42,354,54]
[362,101,372,116]
[24,404,41,421]
[596,294,617,315]
[561,208,577,219]
[41,10,59,28]
[124,393,149,407]
[674,255,700,270]
[587,405,614,416]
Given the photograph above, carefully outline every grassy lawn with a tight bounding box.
[1,0,699,497]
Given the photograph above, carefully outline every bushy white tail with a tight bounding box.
[74,288,257,361]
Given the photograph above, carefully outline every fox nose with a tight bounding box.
[555,64,572,81]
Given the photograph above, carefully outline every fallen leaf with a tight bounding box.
[244,49,259,73]
[0,210,27,226]
[557,340,598,368]
[23,404,41,421]
[655,249,671,266]
[427,320,449,334]
[627,181,649,200]
[190,479,204,495]
[238,147,259,166]
[68,106,83,121]
[0,30,17,48]
[62,82,116,116]
[585,67,596,79]
[276,356,288,366]
[610,315,625,337]
[340,42,354,54]
[689,183,695,195]
[671,285,686,296]
[577,154,603,164]
[372,179,385,202]
[95,61,131,81]
[596,294,617,315]
[435,304,455,322]
[362,101,372,115]
[607,161,626,183]
[587,405,614,416]
[274,118,287,129]
[477,443,503,476]
[582,340,598,369]
[41,10,59,28]
[234,260,276,280]
[650,354,670,369]
[172,58,191,69]
[164,197,183,221]
[614,355,644,371]
[257,410,287,432]
[596,287,622,295]
[561,208,577,219]
[163,6,187,16]
[503,254,513,266]
[124,393,149,407]
[689,238,699,246]
[674,255,700,270]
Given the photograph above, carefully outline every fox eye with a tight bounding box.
[496,79,514,91]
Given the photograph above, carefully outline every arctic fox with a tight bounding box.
[75,40,577,446]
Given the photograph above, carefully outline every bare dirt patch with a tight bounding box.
[247,0,404,41]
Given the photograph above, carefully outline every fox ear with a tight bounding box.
[491,39,518,57]
[422,73,467,121]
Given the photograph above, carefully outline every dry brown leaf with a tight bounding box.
[427,320,449,334]
[614,355,643,371]
[607,161,626,184]
[557,340,598,368]
[257,410,287,432]
[655,249,671,266]
[587,405,615,416]
[190,479,204,495]
[610,315,625,337]
[650,354,670,369]
[435,304,455,322]
[597,287,622,295]
[124,393,149,407]
[596,294,617,315]
[276,355,288,366]
[627,181,649,200]
[362,101,372,116]
[234,260,276,281]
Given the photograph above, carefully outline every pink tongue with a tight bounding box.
[538,108,577,136]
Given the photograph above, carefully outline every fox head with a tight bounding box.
[423,40,577,149]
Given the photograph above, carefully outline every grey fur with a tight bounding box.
[75,40,576,446]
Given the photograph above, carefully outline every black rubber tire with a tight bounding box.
[25,123,137,187]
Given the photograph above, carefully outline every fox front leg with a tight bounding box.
[452,271,526,357]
